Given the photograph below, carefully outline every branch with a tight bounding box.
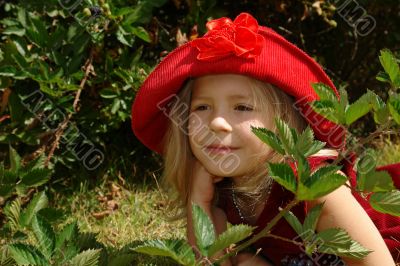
[44,50,94,167]
[214,199,300,264]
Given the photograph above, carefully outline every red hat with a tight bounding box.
[131,12,345,154]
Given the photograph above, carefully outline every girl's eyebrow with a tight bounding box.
[191,94,251,100]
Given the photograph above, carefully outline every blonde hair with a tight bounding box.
[162,75,314,219]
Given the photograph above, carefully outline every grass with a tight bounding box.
[52,180,185,265]
[373,137,400,166]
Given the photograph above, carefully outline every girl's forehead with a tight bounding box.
[192,74,254,97]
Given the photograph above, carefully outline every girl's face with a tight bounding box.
[188,74,274,178]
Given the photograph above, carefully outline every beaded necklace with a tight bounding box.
[231,180,273,222]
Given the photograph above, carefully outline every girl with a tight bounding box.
[131,13,400,265]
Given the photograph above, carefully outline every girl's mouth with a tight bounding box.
[205,145,238,154]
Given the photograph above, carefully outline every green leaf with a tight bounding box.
[303,203,324,233]
[111,98,121,114]
[131,26,151,42]
[192,204,215,255]
[17,8,27,27]
[379,49,400,87]
[370,93,389,124]
[303,165,342,187]
[295,127,314,155]
[37,208,65,224]
[2,26,26,36]
[297,173,347,200]
[317,228,351,249]
[296,155,311,183]
[107,253,135,266]
[304,141,326,157]
[99,88,118,99]
[116,26,134,47]
[21,154,47,174]
[32,215,55,260]
[68,249,101,266]
[20,191,48,227]
[370,191,400,216]
[28,16,48,48]
[310,100,339,124]
[339,87,349,111]
[55,222,78,250]
[317,228,371,259]
[208,224,254,257]
[9,144,21,173]
[357,170,395,193]
[268,163,297,193]
[283,210,303,236]
[376,71,391,84]
[312,83,338,103]
[345,91,373,125]
[251,127,285,155]
[0,65,17,77]
[389,95,400,124]
[4,198,22,231]
[275,118,295,154]
[21,168,51,187]
[373,106,390,124]
[0,162,4,181]
[132,239,195,266]
[8,243,48,266]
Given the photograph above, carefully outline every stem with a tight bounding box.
[332,121,394,166]
[214,199,299,264]
[44,50,94,167]
[267,233,304,247]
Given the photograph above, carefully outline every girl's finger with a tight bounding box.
[213,177,224,183]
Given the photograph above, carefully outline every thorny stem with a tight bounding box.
[214,199,300,264]
[267,233,304,247]
[44,50,94,167]
[332,121,395,167]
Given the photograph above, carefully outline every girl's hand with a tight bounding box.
[190,159,224,206]
[187,160,231,265]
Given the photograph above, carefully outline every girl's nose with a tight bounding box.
[209,116,233,132]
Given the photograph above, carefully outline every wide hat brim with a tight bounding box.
[131,26,345,154]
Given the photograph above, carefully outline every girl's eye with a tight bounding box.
[235,105,254,111]
[193,105,209,111]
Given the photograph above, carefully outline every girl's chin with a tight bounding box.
[206,167,245,178]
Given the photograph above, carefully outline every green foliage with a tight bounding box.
[192,204,215,256]
[253,119,346,201]
[268,162,297,194]
[0,190,107,266]
[0,0,160,192]
[378,49,400,88]
[0,145,52,202]
[317,228,371,259]
[369,191,400,216]
[207,224,253,257]
[310,49,400,127]
[133,203,254,265]
[133,239,196,266]
[356,151,396,193]
[284,204,371,259]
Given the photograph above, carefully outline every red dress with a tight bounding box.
[217,156,400,265]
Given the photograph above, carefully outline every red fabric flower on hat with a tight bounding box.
[191,13,264,61]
